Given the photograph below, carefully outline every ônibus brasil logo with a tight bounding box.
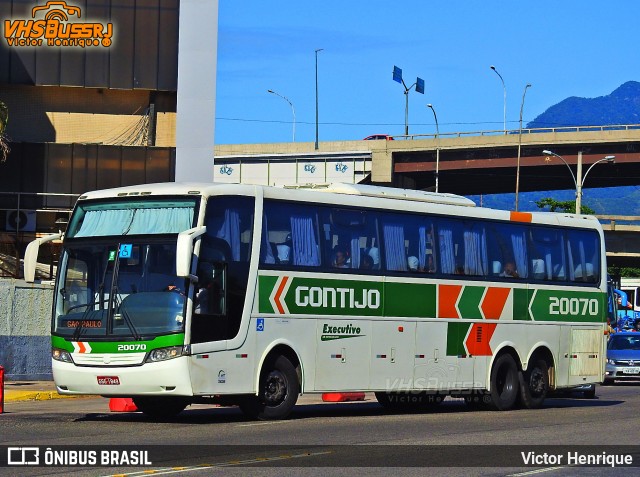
[4,1,114,48]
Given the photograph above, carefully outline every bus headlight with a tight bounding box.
[52,348,74,363]
[146,346,184,362]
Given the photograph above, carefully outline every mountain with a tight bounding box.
[469,81,640,215]
[526,81,640,128]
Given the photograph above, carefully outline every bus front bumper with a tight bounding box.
[52,356,193,396]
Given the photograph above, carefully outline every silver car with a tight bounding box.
[604,332,640,385]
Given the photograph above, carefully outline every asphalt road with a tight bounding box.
[2,384,640,477]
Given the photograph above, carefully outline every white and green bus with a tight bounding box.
[25,182,609,419]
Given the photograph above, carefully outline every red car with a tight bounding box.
[363,134,394,141]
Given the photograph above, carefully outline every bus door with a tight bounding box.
[189,196,254,393]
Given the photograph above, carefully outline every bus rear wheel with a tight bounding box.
[132,396,189,418]
[519,358,549,409]
[239,355,300,420]
[486,353,520,411]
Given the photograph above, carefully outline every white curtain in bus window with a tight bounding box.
[511,230,529,278]
[530,229,566,281]
[261,214,276,264]
[383,223,407,272]
[463,228,488,276]
[439,228,455,274]
[214,209,241,261]
[566,230,599,283]
[74,207,193,237]
[290,215,320,266]
[349,232,361,269]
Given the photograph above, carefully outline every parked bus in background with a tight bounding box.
[25,182,609,419]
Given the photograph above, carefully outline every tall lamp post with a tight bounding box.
[490,65,506,133]
[427,103,440,193]
[315,48,323,150]
[542,150,615,214]
[267,89,296,142]
[514,83,531,211]
[392,66,424,136]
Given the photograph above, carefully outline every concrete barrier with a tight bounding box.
[0,279,54,380]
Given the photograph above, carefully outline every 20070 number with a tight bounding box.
[117,344,147,351]
[549,297,598,315]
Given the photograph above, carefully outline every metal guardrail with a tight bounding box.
[394,124,640,141]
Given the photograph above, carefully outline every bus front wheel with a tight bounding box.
[239,355,300,420]
[486,353,520,411]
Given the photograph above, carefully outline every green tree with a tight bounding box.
[535,197,595,215]
[0,99,8,162]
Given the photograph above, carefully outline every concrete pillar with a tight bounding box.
[175,0,218,182]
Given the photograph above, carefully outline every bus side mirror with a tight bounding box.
[176,226,206,279]
[24,233,62,283]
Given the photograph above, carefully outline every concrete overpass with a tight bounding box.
[214,124,640,267]
[214,124,640,195]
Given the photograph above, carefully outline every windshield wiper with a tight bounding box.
[113,292,141,341]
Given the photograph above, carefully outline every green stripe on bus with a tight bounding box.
[446,321,471,356]
[458,286,485,320]
[258,275,279,314]
[528,290,606,322]
[514,288,530,321]
[384,282,436,318]
[51,333,185,353]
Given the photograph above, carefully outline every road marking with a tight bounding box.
[236,420,293,427]
[507,467,565,476]
[99,451,332,477]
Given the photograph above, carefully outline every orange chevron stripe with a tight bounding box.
[438,284,462,318]
[274,276,289,314]
[465,323,497,356]
[77,342,86,353]
[481,287,511,320]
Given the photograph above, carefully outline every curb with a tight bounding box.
[4,390,87,403]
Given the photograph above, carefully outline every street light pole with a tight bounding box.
[542,149,615,214]
[267,89,296,142]
[315,48,323,150]
[490,65,506,134]
[427,103,440,193]
[515,83,531,211]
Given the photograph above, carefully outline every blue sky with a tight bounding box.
[215,0,639,145]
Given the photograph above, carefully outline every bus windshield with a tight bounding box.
[54,241,186,339]
[65,198,196,238]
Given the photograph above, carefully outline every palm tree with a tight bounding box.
[0,100,8,162]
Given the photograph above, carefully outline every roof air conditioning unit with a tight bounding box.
[6,210,37,232]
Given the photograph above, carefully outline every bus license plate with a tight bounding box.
[622,367,640,375]
[97,376,121,385]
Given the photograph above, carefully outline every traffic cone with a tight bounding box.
[109,397,138,412]
[322,392,366,402]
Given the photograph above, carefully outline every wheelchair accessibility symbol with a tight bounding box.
[256,318,265,332]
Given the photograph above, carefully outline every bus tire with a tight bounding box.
[132,396,188,418]
[486,353,520,411]
[239,355,300,420]
[519,358,549,409]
